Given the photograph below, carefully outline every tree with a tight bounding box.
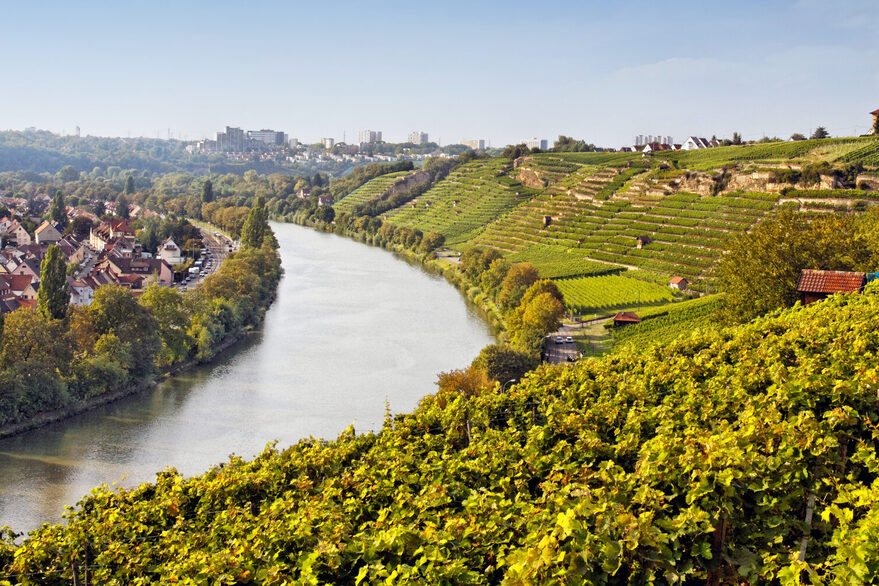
[508,291,565,356]
[116,194,130,219]
[498,262,539,310]
[88,284,160,376]
[790,133,806,141]
[202,179,214,203]
[56,165,79,182]
[37,244,69,320]
[139,284,192,365]
[240,195,267,249]
[811,126,829,139]
[48,190,68,229]
[124,174,135,195]
[717,208,871,323]
[65,215,94,239]
[873,115,879,136]
[502,143,530,160]
[471,344,537,385]
[731,132,743,145]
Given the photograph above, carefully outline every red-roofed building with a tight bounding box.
[872,108,879,134]
[612,311,642,327]
[669,276,689,291]
[797,269,866,305]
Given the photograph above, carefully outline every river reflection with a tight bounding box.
[0,223,494,534]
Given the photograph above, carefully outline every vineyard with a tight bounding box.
[554,274,676,314]
[384,158,538,244]
[5,288,879,583]
[333,171,415,214]
[611,294,721,351]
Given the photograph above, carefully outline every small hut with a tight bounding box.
[612,311,641,327]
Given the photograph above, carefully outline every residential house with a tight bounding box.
[681,137,713,151]
[89,219,134,251]
[67,277,94,306]
[2,220,31,246]
[156,237,184,265]
[2,274,39,300]
[101,255,174,288]
[796,269,866,305]
[317,195,334,207]
[612,311,642,327]
[669,276,689,291]
[296,188,311,200]
[10,258,41,282]
[34,220,62,244]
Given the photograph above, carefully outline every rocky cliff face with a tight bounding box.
[380,170,432,201]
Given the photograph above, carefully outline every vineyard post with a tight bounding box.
[71,561,80,586]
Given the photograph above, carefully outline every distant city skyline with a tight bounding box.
[2,1,877,148]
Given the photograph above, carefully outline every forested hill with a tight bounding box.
[0,131,347,177]
[4,285,879,583]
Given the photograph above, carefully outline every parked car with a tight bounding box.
[554,336,564,344]
[565,336,574,343]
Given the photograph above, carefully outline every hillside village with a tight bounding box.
[0,209,195,314]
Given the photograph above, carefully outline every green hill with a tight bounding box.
[333,170,416,214]
[6,286,879,583]
[384,158,539,245]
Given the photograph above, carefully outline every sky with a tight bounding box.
[1,0,877,148]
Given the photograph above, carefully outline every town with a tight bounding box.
[0,198,230,313]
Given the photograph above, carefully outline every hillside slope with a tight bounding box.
[5,286,879,584]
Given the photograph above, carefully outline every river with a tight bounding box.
[0,223,494,535]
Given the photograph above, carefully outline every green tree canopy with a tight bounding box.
[124,174,135,195]
[498,262,539,310]
[811,126,829,139]
[471,344,537,385]
[240,195,267,249]
[717,208,871,323]
[37,244,69,320]
[48,190,67,228]
[202,179,214,203]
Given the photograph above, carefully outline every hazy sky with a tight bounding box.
[2,0,877,147]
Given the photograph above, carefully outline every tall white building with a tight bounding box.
[321,137,335,149]
[461,139,486,151]
[634,134,673,146]
[248,129,286,145]
[525,138,548,149]
[358,130,383,144]
[408,131,429,144]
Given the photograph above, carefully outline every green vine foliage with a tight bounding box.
[5,285,879,584]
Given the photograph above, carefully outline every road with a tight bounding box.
[543,323,581,364]
[177,228,235,290]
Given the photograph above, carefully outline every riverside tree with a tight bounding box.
[240,195,267,249]
[37,244,69,320]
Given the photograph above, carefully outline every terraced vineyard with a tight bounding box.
[333,170,415,214]
[475,177,780,289]
[554,274,676,315]
[384,158,537,244]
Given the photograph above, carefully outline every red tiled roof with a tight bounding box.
[613,311,641,323]
[872,108,879,116]
[796,269,865,294]
[670,276,687,284]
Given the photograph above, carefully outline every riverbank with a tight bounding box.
[0,329,252,441]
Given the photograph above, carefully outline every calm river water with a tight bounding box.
[0,223,494,534]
